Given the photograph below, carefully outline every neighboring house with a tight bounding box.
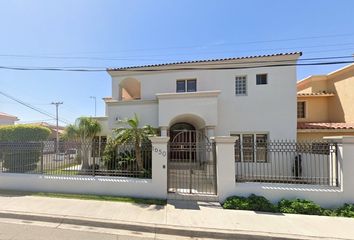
[297,64,354,141]
[95,52,302,148]
[28,122,65,140]
[0,112,19,125]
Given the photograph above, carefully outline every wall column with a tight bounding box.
[160,126,168,137]
[211,136,237,203]
[149,136,170,199]
[205,126,216,138]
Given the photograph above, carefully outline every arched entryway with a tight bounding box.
[167,115,216,196]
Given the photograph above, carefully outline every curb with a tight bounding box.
[0,211,348,240]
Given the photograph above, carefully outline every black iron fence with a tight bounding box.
[0,139,152,179]
[235,140,339,186]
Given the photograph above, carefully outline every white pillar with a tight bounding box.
[211,136,237,203]
[160,126,168,137]
[205,126,215,138]
[324,136,354,204]
[149,136,170,199]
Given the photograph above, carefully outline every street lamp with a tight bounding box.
[89,96,97,117]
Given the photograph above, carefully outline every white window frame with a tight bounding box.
[231,132,269,163]
[176,79,197,93]
[235,76,247,96]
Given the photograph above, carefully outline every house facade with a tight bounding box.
[297,64,354,141]
[96,52,301,144]
[0,112,19,125]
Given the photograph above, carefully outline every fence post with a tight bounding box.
[40,142,44,174]
[92,141,96,177]
[149,136,169,199]
[211,136,237,203]
[324,136,354,204]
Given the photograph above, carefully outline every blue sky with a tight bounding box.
[0,0,354,125]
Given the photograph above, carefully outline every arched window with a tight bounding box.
[119,78,141,101]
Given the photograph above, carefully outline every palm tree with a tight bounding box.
[114,114,157,170]
[63,117,101,169]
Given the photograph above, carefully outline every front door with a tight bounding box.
[168,130,217,195]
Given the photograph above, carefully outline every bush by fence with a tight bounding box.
[0,125,50,173]
[223,194,354,218]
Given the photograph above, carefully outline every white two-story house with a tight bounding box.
[95,52,301,144]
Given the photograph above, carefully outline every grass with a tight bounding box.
[0,190,166,205]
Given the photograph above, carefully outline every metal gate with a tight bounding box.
[168,130,217,195]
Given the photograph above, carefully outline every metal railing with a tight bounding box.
[0,139,152,179]
[235,140,339,186]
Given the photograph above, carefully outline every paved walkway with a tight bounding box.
[0,194,352,239]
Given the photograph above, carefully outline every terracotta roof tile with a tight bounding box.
[107,52,302,71]
[298,122,354,130]
[297,92,335,97]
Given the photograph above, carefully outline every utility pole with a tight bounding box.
[51,102,63,154]
[90,96,97,117]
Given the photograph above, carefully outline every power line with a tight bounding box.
[1,43,354,62]
[0,91,70,124]
[0,59,353,72]
[26,32,354,56]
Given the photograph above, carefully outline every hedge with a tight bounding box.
[0,125,51,172]
[0,125,51,141]
[223,194,354,218]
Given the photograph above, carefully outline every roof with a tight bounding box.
[298,63,354,86]
[107,52,302,71]
[0,112,19,120]
[297,92,335,97]
[29,122,65,131]
[297,122,354,130]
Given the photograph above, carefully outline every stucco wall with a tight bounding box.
[297,96,329,122]
[328,70,354,122]
[0,118,16,125]
[106,100,158,131]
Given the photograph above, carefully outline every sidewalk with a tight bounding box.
[0,194,353,239]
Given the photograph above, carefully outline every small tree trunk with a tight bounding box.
[81,140,90,170]
[135,142,143,170]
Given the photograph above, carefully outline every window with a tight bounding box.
[176,79,197,93]
[232,133,268,162]
[256,74,268,85]
[297,101,306,118]
[235,76,247,96]
[176,80,186,92]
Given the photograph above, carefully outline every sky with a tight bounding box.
[0,0,354,125]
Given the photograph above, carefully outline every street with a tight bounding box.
[0,220,158,240]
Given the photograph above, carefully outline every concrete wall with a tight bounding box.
[216,136,354,208]
[0,137,169,200]
[107,54,299,140]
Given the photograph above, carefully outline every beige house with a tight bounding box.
[297,64,354,140]
[0,112,19,125]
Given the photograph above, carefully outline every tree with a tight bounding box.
[114,114,157,170]
[63,117,101,169]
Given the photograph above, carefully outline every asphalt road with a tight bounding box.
[0,221,158,240]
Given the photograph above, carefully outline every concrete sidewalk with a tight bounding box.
[0,194,352,239]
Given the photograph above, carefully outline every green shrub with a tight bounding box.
[278,199,323,215]
[223,194,276,212]
[0,125,51,141]
[0,125,50,173]
[335,204,354,218]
